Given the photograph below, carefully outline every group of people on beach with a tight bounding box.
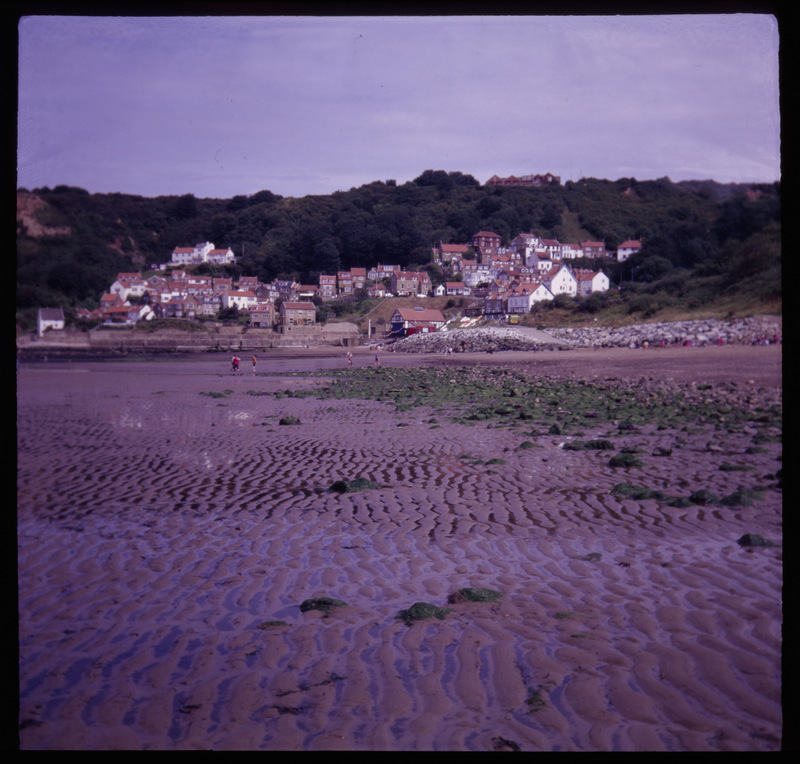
[344,345,388,368]
[231,355,258,375]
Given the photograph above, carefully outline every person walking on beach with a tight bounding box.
[374,348,381,367]
[346,351,353,367]
[231,355,240,374]
[252,355,257,375]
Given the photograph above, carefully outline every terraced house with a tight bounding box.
[279,301,316,331]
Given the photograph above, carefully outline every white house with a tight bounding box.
[541,239,564,260]
[171,241,236,265]
[37,307,65,336]
[207,247,236,265]
[506,282,554,313]
[560,243,584,260]
[109,273,147,301]
[445,282,472,297]
[574,269,610,296]
[543,264,578,297]
[617,239,643,262]
[222,290,258,311]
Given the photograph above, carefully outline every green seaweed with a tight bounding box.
[257,620,289,629]
[687,488,721,505]
[396,601,452,626]
[720,488,763,506]
[611,483,671,501]
[447,587,503,604]
[525,686,549,713]
[299,597,347,616]
[737,533,777,547]
[554,611,579,620]
[329,477,380,493]
[609,453,645,468]
[585,439,616,450]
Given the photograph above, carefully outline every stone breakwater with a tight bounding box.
[546,316,782,349]
[392,316,781,354]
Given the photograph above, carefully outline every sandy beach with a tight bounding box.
[17,344,783,751]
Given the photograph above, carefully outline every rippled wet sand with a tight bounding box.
[17,354,782,750]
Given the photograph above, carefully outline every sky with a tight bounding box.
[17,13,781,200]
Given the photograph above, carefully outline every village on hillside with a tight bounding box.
[36,227,635,340]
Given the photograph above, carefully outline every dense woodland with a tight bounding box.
[17,170,780,325]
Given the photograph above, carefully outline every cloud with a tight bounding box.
[18,14,780,197]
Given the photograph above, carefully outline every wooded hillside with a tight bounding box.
[17,171,780,323]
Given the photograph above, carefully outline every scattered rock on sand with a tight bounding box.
[447,587,503,604]
[737,533,777,547]
[299,597,348,616]
[397,602,452,626]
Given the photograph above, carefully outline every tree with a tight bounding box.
[172,193,197,220]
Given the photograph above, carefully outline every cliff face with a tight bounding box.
[16,193,72,237]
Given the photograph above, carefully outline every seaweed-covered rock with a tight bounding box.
[447,587,503,604]
[720,488,763,506]
[737,533,777,547]
[688,488,721,505]
[609,453,645,468]
[611,483,670,501]
[279,415,301,426]
[585,439,616,450]
[329,477,380,493]
[299,597,348,616]
[396,601,451,626]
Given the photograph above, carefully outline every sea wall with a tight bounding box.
[17,321,361,357]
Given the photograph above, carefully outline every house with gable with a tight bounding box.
[390,307,446,337]
[100,291,122,311]
[541,239,564,261]
[109,272,147,302]
[617,239,643,262]
[574,269,610,296]
[471,230,503,260]
[390,271,420,296]
[543,263,578,297]
[337,270,355,296]
[249,302,274,328]
[580,240,608,259]
[350,267,367,291]
[415,271,432,296]
[319,274,337,300]
[280,301,316,331]
[37,307,65,336]
[506,282,554,314]
[207,246,236,265]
